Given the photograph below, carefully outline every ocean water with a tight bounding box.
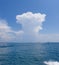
[0,42,59,65]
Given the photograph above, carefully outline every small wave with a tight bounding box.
[0,44,14,48]
[44,61,59,65]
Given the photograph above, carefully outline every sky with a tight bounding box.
[0,0,59,42]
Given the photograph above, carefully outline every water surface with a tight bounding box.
[0,42,59,65]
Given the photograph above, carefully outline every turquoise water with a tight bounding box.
[0,43,59,65]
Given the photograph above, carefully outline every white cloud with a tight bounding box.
[0,12,59,42]
[35,34,59,42]
[16,12,46,42]
[44,61,59,65]
[0,19,12,32]
[0,19,23,42]
[0,12,46,42]
[16,12,46,33]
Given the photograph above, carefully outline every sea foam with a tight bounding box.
[44,61,59,65]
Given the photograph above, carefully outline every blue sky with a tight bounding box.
[0,0,59,42]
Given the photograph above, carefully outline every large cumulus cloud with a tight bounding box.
[0,12,59,42]
[16,12,46,33]
[16,12,46,42]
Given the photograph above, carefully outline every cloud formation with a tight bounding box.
[36,34,59,42]
[0,12,46,42]
[0,12,59,42]
[16,12,46,33]
[0,19,13,41]
[16,12,46,42]
[0,19,23,42]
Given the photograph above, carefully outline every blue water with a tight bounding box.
[0,42,59,65]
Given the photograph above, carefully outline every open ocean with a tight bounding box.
[0,42,59,65]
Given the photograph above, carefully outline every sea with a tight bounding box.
[0,42,59,65]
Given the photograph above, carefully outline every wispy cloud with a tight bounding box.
[36,34,59,42]
[0,19,23,42]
